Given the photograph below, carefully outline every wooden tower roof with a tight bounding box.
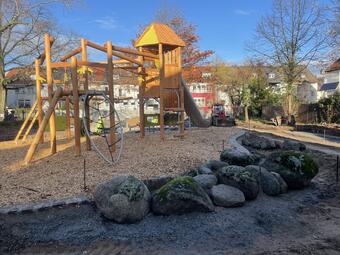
[134,23,186,48]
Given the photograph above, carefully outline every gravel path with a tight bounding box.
[0,127,237,207]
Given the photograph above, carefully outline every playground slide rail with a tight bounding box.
[181,77,210,128]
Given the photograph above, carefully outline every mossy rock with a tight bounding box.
[93,175,151,223]
[152,176,214,215]
[220,149,259,166]
[264,151,319,189]
[217,166,259,200]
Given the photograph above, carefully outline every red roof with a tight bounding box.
[326,58,340,72]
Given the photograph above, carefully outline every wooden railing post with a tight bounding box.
[138,47,145,138]
[107,41,116,152]
[159,43,165,140]
[71,56,81,156]
[45,33,57,154]
[35,59,44,143]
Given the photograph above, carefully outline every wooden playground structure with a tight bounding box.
[15,23,187,165]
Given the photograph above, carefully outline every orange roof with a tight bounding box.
[326,58,340,72]
[134,23,186,48]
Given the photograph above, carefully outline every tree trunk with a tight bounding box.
[0,73,6,121]
[244,105,249,122]
[287,93,292,123]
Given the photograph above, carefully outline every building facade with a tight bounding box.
[318,58,340,99]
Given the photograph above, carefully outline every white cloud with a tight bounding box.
[93,16,119,30]
[234,9,252,16]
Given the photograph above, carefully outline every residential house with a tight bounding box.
[318,58,340,99]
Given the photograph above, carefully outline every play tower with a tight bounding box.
[134,23,186,140]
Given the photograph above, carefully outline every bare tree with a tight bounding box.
[0,0,75,119]
[248,0,329,121]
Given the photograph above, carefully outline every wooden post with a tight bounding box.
[81,38,91,151]
[138,47,145,138]
[35,59,44,143]
[45,33,56,154]
[159,43,165,140]
[64,69,71,142]
[106,41,116,151]
[71,56,81,156]
[24,87,63,164]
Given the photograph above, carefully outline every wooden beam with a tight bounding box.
[87,40,142,66]
[24,87,63,164]
[22,111,39,142]
[60,47,82,62]
[178,47,184,137]
[81,38,91,151]
[45,33,57,154]
[110,44,158,59]
[14,101,37,143]
[50,62,72,69]
[71,56,81,156]
[64,70,71,142]
[107,41,116,152]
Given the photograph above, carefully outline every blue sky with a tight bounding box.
[51,0,331,64]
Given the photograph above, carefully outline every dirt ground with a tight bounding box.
[1,144,339,254]
[0,127,237,207]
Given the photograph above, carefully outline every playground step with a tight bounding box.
[164,107,184,112]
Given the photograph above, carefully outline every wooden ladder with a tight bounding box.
[14,101,39,144]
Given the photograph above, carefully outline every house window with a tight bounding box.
[18,99,31,108]
[113,74,119,80]
[268,73,275,79]
[202,72,212,78]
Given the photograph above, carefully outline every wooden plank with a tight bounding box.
[71,57,81,156]
[24,87,63,164]
[14,101,38,143]
[107,41,116,152]
[37,36,55,65]
[81,38,91,151]
[78,61,107,68]
[60,47,82,62]
[87,40,143,66]
[45,33,57,154]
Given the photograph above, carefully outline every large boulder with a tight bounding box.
[241,133,278,150]
[244,165,262,182]
[259,168,281,196]
[216,165,259,200]
[271,172,288,193]
[263,151,319,189]
[152,176,214,215]
[193,174,218,190]
[282,140,306,151]
[220,149,258,167]
[211,184,245,207]
[94,175,151,223]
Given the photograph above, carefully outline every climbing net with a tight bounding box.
[82,91,124,165]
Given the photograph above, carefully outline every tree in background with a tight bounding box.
[0,0,75,120]
[138,3,213,69]
[248,0,329,122]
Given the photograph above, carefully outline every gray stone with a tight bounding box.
[244,165,262,182]
[271,172,288,193]
[282,140,306,151]
[211,184,245,207]
[194,174,217,190]
[216,165,259,200]
[263,151,319,189]
[94,175,151,223]
[260,168,281,196]
[152,176,214,215]
[220,149,258,167]
[202,160,229,173]
[241,133,278,150]
[198,166,214,175]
